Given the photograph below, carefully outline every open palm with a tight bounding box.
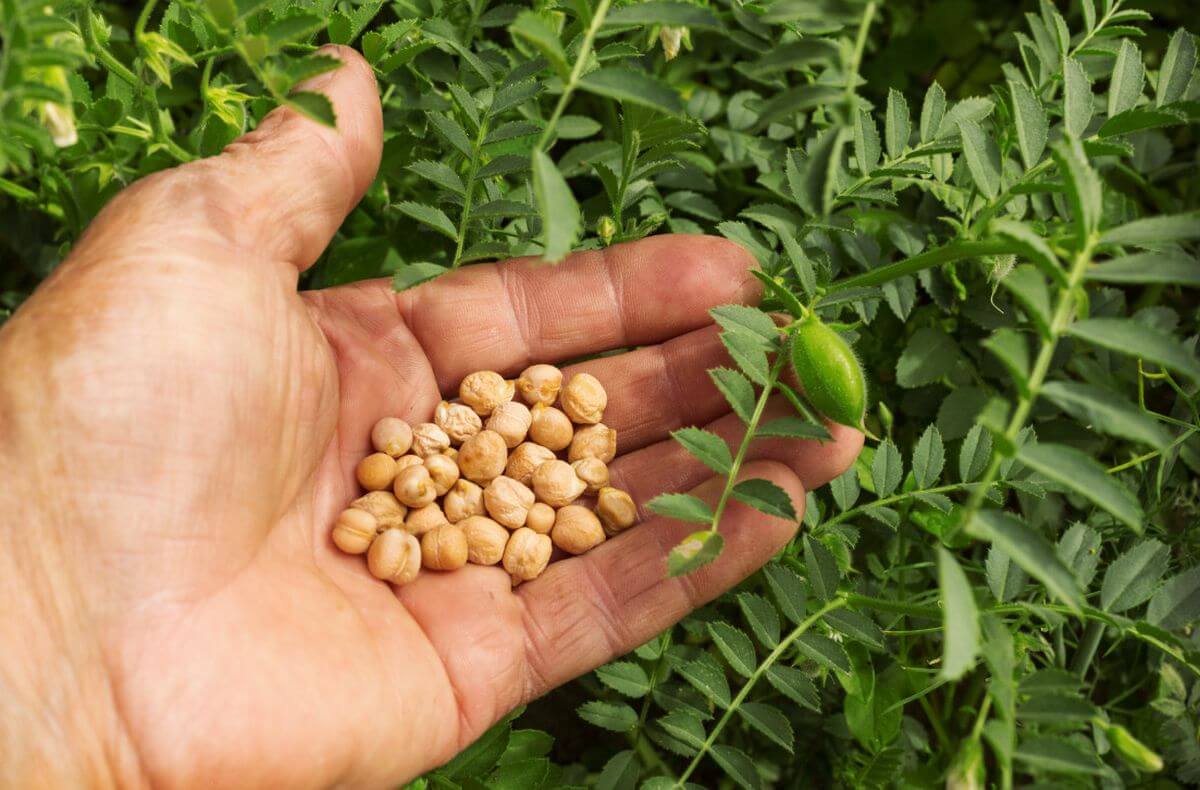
[0,48,860,788]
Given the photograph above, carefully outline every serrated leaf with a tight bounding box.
[1099,106,1188,136]
[709,622,757,677]
[1040,380,1168,448]
[757,417,830,440]
[285,91,335,127]
[712,744,762,790]
[1063,56,1094,138]
[854,108,881,174]
[579,68,684,115]
[1100,539,1169,612]
[829,467,860,512]
[509,11,569,81]
[983,329,1031,396]
[885,89,910,159]
[657,710,706,751]
[427,112,474,158]
[1051,135,1102,242]
[1009,80,1048,170]
[999,264,1053,337]
[1019,442,1143,530]
[1087,250,1200,286]
[763,563,808,624]
[1068,318,1200,384]
[959,424,992,482]
[987,546,1028,602]
[396,201,458,240]
[732,479,797,520]
[795,633,851,674]
[668,531,724,577]
[825,609,884,649]
[393,262,448,291]
[710,304,778,342]
[595,662,651,698]
[647,494,714,524]
[738,593,781,648]
[738,702,794,753]
[1157,29,1197,107]
[577,700,638,732]
[897,328,960,388]
[407,159,465,195]
[968,510,1084,612]
[720,330,770,385]
[1014,737,1104,775]
[804,535,840,600]
[671,427,732,475]
[1147,566,1200,630]
[678,652,731,707]
[594,750,637,790]
[938,547,980,680]
[913,424,946,489]
[766,664,820,710]
[709,367,756,423]
[920,82,947,143]
[1108,39,1144,117]
[264,11,324,49]
[530,148,580,262]
[1057,523,1102,590]
[871,439,903,497]
[957,118,1001,199]
[1099,212,1200,246]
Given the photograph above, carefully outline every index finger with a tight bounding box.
[395,235,760,391]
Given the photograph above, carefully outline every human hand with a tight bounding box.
[0,47,861,788]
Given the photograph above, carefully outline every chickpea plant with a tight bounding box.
[6,0,1200,787]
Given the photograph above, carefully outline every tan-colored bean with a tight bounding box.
[551,505,606,554]
[531,459,587,507]
[568,423,617,463]
[393,464,437,508]
[483,475,536,529]
[434,401,482,444]
[350,491,407,530]
[503,527,552,581]
[597,487,638,535]
[560,372,607,424]
[460,371,514,416]
[368,529,421,585]
[458,429,508,484]
[517,364,563,406]
[524,502,556,534]
[411,423,451,457]
[421,524,469,570]
[443,479,485,522]
[486,401,532,448]
[405,502,449,536]
[528,404,573,451]
[356,452,398,491]
[332,508,377,554]
[371,417,413,457]
[424,453,460,496]
[460,516,509,565]
[505,442,557,486]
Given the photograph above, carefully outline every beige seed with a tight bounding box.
[424,453,460,496]
[395,454,424,471]
[356,452,398,491]
[405,502,449,536]
[503,527,552,581]
[460,371,514,416]
[486,401,532,448]
[458,429,508,484]
[529,403,574,451]
[350,491,407,530]
[421,524,469,571]
[367,528,421,585]
[551,505,606,554]
[572,457,610,494]
[524,502,556,534]
[483,475,536,529]
[517,364,563,406]
[505,442,557,486]
[460,516,509,565]
[434,401,482,445]
[411,422,451,458]
[443,479,485,522]
[393,464,437,508]
[560,372,607,424]
[332,508,377,554]
[531,459,587,507]
[597,487,638,535]
[568,423,617,463]
[371,417,414,457]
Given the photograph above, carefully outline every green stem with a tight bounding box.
[826,239,1019,293]
[846,593,940,619]
[535,0,612,151]
[452,115,490,267]
[707,350,789,536]
[82,11,140,88]
[134,0,160,40]
[817,482,971,531]
[842,1,877,119]
[1108,427,1197,473]
[1070,620,1105,677]
[674,598,848,787]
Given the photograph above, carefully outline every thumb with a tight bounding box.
[76,44,383,273]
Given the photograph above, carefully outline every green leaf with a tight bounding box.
[754,85,844,129]
[959,424,992,483]
[510,11,569,81]
[579,68,684,116]
[392,262,448,291]
[206,0,237,28]
[825,609,885,649]
[710,305,778,343]
[732,479,797,520]
[605,2,722,28]
[990,219,1066,286]
[530,148,580,262]
[708,622,757,677]
[668,531,724,577]
[986,546,1028,602]
[284,91,335,127]
[763,563,808,624]
[938,547,980,680]
[885,89,911,159]
[1147,566,1200,630]
[671,428,733,475]
[1057,523,1102,589]
[1062,56,1094,138]
[577,700,638,732]
[441,715,512,778]
[756,417,830,440]
[749,269,809,319]
[1009,80,1048,169]
[595,662,651,698]
[912,424,946,489]
[1157,29,1197,107]
[804,535,841,600]
[1017,442,1142,531]
[738,593,781,648]
[744,39,841,75]
[795,633,851,674]
[678,652,731,707]
[396,201,458,240]
[794,127,847,217]
[1099,106,1189,136]
[1040,380,1169,448]
[983,329,1031,396]
[647,494,714,524]
[999,265,1053,337]
[709,368,756,423]
[1014,737,1104,775]
[1018,695,1097,723]
[1067,318,1200,384]
[657,710,706,752]
[897,328,960,388]
[920,81,947,143]
[1087,250,1200,286]
[738,702,794,753]
[1108,39,1144,117]
[765,664,820,710]
[967,510,1084,612]
[407,159,465,195]
[1100,539,1169,612]
[427,112,474,158]
[594,750,638,790]
[871,440,903,497]
[711,745,762,790]
[265,11,324,49]
[854,108,881,174]
[721,330,770,385]
[1099,212,1200,245]
[1051,135,1102,242]
[956,118,1000,199]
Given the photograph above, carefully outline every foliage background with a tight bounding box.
[3,0,1200,787]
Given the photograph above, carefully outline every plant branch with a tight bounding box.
[536,0,612,151]
[826,239,1019,293]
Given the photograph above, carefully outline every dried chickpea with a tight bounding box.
[486,401,532,448]
[551,505,606,554]
[435,401,482,444]
[332,508,377,554]
[568,423,617,463]
[524,502,555,534]
[443,447,458,461]
[406,501,449,536]
[484,475,535,529]
[597,487,637,535]
[371,417,413,457]
[424,453,460,496]
[351,491,407,530]
[421,524,469,571]
[459,516,509,565]
[531,459,587,507]
[517,364,563,406]
[356,452,398,491]
[395,454,424,471]
[460,371,514,416]
[411,423,451,457]
[572,458,610,494]
[503,527,552,581]
[505,442,557,486]
[368,528,421,585]
[560,372,607,424]
[528,403,573,451]
[458,429,508,484]
[443,479,485,522]
[393,464,437,508]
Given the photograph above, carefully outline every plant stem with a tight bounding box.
[843,1,877,119]
[1107,427,1197,473]
[707,349,789,536]
[817,482,971,530]
[536,0,612,151]
[82,11,140,88]
[452,115,490,267]
[674,597,848,787]
[826,239,1019,293]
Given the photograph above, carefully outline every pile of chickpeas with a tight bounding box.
[332,366,638,585]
